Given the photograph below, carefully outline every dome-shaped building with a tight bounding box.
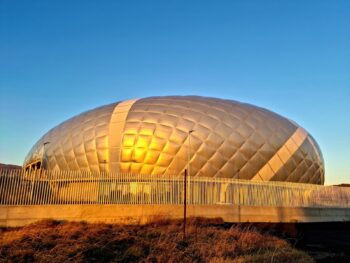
[24,96,324,184]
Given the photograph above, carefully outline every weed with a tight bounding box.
[0,218,314,262]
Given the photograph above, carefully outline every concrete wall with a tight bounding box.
[1,204,350,227]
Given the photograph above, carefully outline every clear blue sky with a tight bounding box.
[1,1,349,185]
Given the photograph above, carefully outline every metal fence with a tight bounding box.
[1,169,350,208]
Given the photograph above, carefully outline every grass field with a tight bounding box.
[0,218,313,263]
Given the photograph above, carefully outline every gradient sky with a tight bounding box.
[1,1,349,185]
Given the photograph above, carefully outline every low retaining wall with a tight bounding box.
[1,204,350,227]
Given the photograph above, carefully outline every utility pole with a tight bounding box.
[183,168,187,239]
[187,130,194,205]
[237,169,241,223]
[184,130,194,240]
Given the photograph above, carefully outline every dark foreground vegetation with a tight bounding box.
[294,222,350,263]
[0,218,313,263]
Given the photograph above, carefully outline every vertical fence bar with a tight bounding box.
[61,170,65,205]
[41,170,46,205]
[0,171,6,205]
[44,170,50,205]
[59,170,63,205]
[40,171,46,205]
[86,171,90,205]
[63,170,68,205]
[15,170,22,205]
[8,170,14,205]
[36,171,42,205]
[7,170,13,205]
[11,171,17,205]
[70,171,74,205]
[12,170,18,205]
[54,170,58,205]
[4,170,11,205]
[73,171,77,205]
[12,173,19,205]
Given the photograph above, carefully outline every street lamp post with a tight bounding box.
[42,141,50,170]
[31,141,50,204]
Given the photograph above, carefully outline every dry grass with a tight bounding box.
[0,218,313,263]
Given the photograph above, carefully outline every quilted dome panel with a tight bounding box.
[24,96,325,184]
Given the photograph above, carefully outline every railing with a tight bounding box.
[1,169,350,208]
